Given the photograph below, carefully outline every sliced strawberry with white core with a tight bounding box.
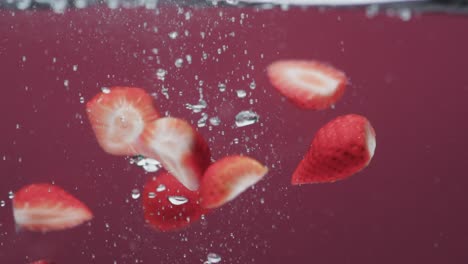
[200,156,268,209]
[86,87,159,156]
[267,60,348,110]
[292,114,376,185]
[139,117,211,191]
[13,184,93,232]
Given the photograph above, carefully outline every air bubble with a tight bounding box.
[198,113,209,128]
[249,81,256,89]
[235,110,259,127]
[186,54,192,64]
[156,69,167,81]
[209,116,221,126]
[185,99,207,113]
[218,83,226,92]
[168,196,188,205]
[131,189,140,199]
[101,87,110,94]
[236,90,247,98]
[207,253,222,263]
[175,58,184,68]
[143,164,160,172]
[156,184,166,192]
[168,31,178,39]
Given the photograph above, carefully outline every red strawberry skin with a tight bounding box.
[267,60,348,110]
[86,86,160,156]
[13,184,93,232]
[292,114,376,185]
[142,172,209,232]
[200,156,268,209]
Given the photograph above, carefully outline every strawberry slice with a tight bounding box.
[142,172,208,232]
[200,156,268,209]
[292,114,376,185]
[30,260,55,264]
[13,184,93,232]
[139,117,211,191]
[267,60,348,110]
[86,87,160,156]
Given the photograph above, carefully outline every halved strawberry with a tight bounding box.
[13,184,93,232]
[86,87,160,156]
[138,117,211,191]
[200,156,268,209]
[142,172,208,232]
[292,114,376,185]
[267,60,348,110]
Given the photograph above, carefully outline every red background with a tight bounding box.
[1,5,468,263]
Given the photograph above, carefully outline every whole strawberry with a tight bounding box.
[292,114,376,185]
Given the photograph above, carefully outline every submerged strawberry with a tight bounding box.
[139,117,211,191]
[13,184,93,232]
[142,172,208,232]
[292,114,376,185]
[200,156,268,209]
[267,60,348,110]
[30,260,55,264]
[86,86,160,156]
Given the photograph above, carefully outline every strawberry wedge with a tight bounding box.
[139,117,211,191]
[13,184,93,232]
[200,156,268,209]
[86,87,160,156]
[30,260,55,264]
[142,172,208,232]
[267,60,348,110]
[292,114,376,185]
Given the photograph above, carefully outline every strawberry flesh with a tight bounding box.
[138,117,211,191]
[86,87,159,156]
[267,60,347,110]
[13,184,93,232]
[200,156,268,209]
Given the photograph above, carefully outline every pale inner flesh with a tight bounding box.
[149,120,199,191]
[286,67,340,96]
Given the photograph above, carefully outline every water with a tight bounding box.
[1,2,468,264]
